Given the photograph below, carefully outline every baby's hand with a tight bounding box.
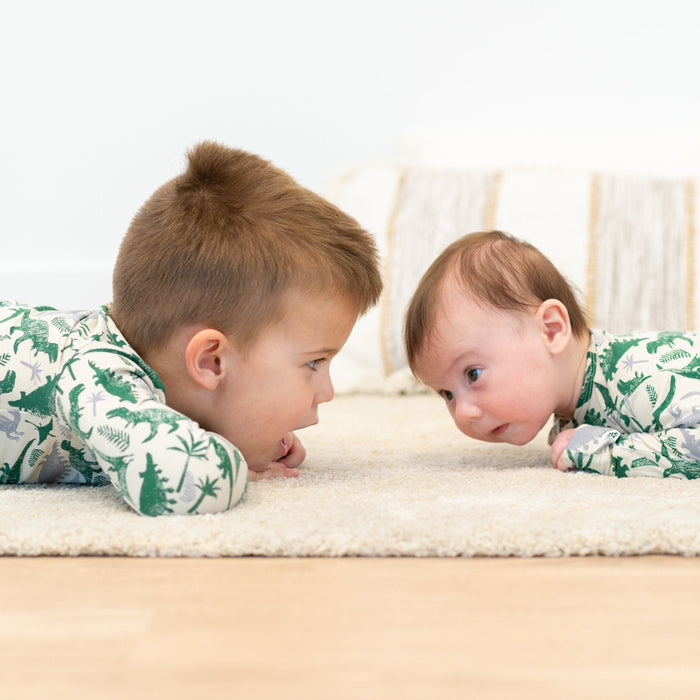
[550,428,577,471]
[247,433,305,481]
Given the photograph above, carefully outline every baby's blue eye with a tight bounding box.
[439,389,454,402]
[466,368,482,383]
[306,358,326,370]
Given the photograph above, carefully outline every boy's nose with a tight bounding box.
[316,372,335,404]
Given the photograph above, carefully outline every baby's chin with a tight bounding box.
[462,423,542,446]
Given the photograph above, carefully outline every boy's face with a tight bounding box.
[211,290,358,470]
[413,278,563,446]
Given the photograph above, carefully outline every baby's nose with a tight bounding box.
[454,397,483,426]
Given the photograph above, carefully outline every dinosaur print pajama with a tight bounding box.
[551,329,700,478]
[0,302,248,515]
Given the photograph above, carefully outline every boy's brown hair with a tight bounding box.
[404,230,589,371]
[112,141,382,356]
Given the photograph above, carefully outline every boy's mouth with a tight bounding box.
[293,410,319,431]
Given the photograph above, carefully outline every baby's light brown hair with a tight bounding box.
[112,141,382,356]
[404,230,589,372]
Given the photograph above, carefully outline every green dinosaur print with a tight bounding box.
[83,348,163,391]
[8,375,58,418]
[663,460,700,478]
[0,440,34,484]
[617,372,651,398]
[27,419,53,445]
[139,453,176,516]
[594,381,629,426]
[65,384,94,441]
[0,369,16,394]
[646,331,692,354]
[577,351,596,407]
[610,454,629,478]
[92,448,133,501]
[2,307,59,362]
[88,360,138,404]
[563,329,700,480]
[652,375,676,431]
[599,337,644,381]
[658,355,700,381]
[582,407,604,427]
[1,303,245,514]
[211,438,242,508]
[106,406,187,442]
[60,440,102,483]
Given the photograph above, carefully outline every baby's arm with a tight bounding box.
[556,424,700,478]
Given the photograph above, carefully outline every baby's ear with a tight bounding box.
[184,329,229,391]
[537,299,571,354]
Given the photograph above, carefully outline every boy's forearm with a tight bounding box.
[56,357,249,516]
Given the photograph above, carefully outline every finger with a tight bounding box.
[278,441,306,469]
[251,463,299,480]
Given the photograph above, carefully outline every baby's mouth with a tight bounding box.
[490,424,508,437]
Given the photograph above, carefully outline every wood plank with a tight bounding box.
[1,556,699,699]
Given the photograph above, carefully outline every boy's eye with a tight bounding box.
[466,368,482,383]
[306,358,326,370]
[439,389,454,402]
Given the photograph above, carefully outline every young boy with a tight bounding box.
[404,229,700,479]
[0,141,382,515]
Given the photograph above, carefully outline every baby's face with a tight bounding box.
[413,280,561,446]
[209,290,357,469]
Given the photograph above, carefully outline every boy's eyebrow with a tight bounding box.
[302,347,340,356]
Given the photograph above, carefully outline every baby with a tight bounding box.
[404,230,700,479]
[0,141,382,514]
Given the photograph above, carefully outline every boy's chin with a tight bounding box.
[242,444,286,472]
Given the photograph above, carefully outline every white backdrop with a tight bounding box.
[2,0,699,308]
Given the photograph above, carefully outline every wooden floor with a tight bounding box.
[1,556,699,699]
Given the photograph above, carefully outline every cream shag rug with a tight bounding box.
[2,395,700,557]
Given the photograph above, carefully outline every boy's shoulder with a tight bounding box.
[58,306,165,389]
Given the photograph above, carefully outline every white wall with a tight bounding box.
[2,0,699,307]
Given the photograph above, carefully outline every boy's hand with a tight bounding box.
[277,432,306,469]
[247,432,305,481]
[550,428,576,471]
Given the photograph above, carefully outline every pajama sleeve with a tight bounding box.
[561,423,700,479]
[54,348,248,515]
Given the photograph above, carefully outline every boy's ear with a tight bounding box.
[184,329,230,391]
[537,299,571,355]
